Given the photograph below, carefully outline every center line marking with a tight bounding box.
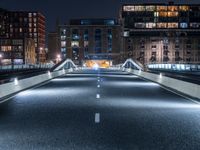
[96,94,100,99]
[95,113,100,123]
[97,85,100,88]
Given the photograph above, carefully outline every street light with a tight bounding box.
[56,54,61,63]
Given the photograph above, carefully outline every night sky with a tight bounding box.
[0,0,199,32]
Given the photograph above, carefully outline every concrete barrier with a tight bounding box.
[126,69,200,99]
[0,69,72,100]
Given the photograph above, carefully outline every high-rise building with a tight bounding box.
[58,19,122,65]
[120,3,200,65]
[0,10,46,64]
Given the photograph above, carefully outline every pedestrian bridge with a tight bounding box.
[0,64,200,149]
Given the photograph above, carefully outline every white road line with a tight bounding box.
[97,85,100,88]
[98,79,100,82]
[95,113,100,123]
[96,94,100,99]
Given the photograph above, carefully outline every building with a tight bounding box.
[58,19,122,65]
[48,32,60,62]
[0,10,46,63]
[120,3,200,65]
[0,38,36,65]
[24,38,36,64]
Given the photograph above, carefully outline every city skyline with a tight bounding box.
[1,0,200,31]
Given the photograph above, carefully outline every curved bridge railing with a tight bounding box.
[122,59,144,71]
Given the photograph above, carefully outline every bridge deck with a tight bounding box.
[0,69,200,150]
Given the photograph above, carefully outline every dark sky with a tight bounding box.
[0,0,199,32]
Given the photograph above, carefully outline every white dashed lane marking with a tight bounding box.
[95,113,100,123]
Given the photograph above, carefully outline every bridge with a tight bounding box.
[0,59,200,149]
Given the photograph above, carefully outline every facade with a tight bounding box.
[0,38,36,65]
[120,3,200,65]
[48,32,60,62]
[58,19,122,64]
[24,38,36,64]
[0,10,46,63]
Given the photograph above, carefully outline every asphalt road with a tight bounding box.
[0,69,200,150]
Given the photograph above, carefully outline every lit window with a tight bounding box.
[61,48,66,52]
[61,41,66,47]
[135,23,146,28]
[71,41,79,47]
[159,12,168,17]
[154,12,159,17]
[190,23,200,28]
[168,12,178,17]
[28,13,32,17]
[168,23,178,28]
[168,6,178,11]
[180,23,188,28]
[61,36,66,40]
[146,6,155,11]
[157,23,168,28]
[123,6,135,11]
[157,6,167,11]
[134,6,145,11]
[179,6,189,11]
[146,23,156,28]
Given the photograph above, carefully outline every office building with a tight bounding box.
[0,10,46,63]
[120,3,200,65]
[58,19,122,65]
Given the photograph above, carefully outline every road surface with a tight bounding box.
[0,69,200,150]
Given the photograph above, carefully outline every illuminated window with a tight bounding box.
[19,28,22,32]
[28,13,32,17]
[146,23,156,28]
[146,6,155,11]
[61,41,66,47]
[61,36,66,40]
[1,46,12,51]
[168,23,178,28]
[158,12,168,17]
[61,48,66,53]
[135,23,146,28]
[135,6,145,11]
[179,6,189,11]
[168,6,178,11]
[71,41,79,47]
[157,23,167,28]
[190,23,200,28]
[168,12,178,17]
[123,6,135,11]
[154,12,159,17]
[157,6,167,11]
[180,23,188,28]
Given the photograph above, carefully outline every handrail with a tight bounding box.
[52,59,78,71]
[122,58,144,71]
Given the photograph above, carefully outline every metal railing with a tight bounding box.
[148,63,200,72]
[0,63,54,71]
[122,58,144,71]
